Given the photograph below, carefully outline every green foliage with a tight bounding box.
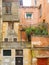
[34,27,41,35]
[25,22,48,37]
[31,26,36,31]
[25,26,48,36]
[24,23,48,41]
[32,51,36,57]
[42,30,48,35]
[25,27,32,41]
[25,27,32,35]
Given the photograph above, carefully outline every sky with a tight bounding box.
[23,0,31,6]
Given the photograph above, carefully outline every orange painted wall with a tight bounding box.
[21,31,27,41]
[40,0,49,23]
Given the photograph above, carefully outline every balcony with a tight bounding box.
[2,14,19,22]
[0,41,31,49]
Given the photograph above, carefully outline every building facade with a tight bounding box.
[0,0,49,65]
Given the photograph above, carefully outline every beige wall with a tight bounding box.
[0,49,32,65]
[2,22,20,41]
[23,49,32,65]
[11,2,19,15]
[0,0,2,41]
[2,22,8,41]
[14,22,20,41]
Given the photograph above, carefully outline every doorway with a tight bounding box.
[8,22,14,30]
[37,58,48,65]
[15,57,23,65]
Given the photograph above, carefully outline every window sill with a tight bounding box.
[25,18,32,20]
[19,6,39,8]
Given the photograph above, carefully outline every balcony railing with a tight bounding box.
[0,41,31,49]
[3,14,19,21]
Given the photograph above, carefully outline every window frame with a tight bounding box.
[20,0,32,7]
[34,0,37,6]
[3,50,11,56]
[16,50,23,56]
[48,0,49,3]
[25,12,33,19]
[4,38,8,42]
[13,38,17,42]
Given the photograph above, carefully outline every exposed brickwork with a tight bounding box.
[19,7,40,25]
[31,36,49,47]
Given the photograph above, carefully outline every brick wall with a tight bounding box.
[31,36,49,47]
[19,7,40,25]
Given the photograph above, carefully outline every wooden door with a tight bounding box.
[37,58,48,65]
[15,57,23,65]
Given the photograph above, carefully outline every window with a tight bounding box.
[8,22,14,30]
[13,38,17,42]
[4,38,8,42]
[20,0,23,6]
[2,0,6,2]
[20,0,32,7]
[23,0,32,6]
[3,2,11,14]
[16,50,23,56]
[25,13,32,19]
[39,5,42,17]
[3,50,11,56]
[48,0,49,2]
[34,0,37,5]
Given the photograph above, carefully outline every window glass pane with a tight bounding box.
[25,13,32,19]
[13,38,17,42]
[2,0,6,2]
[48,0,49,2]
[3,50,11,56]
[23,0,31,6]
[34,0,37,5]
[4,38,8,42]
[20,0,23,5]
[16,50,23,56]
[26,13,32,17]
